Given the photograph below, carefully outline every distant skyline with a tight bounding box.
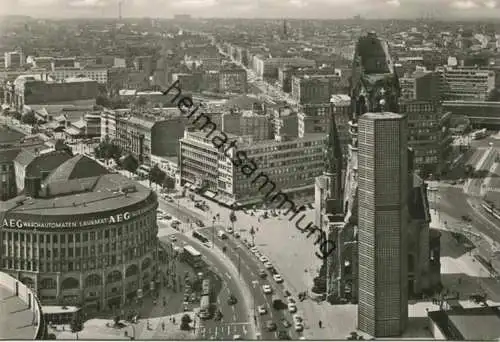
[1,0,500,19]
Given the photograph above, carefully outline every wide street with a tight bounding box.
[433,135,500,276]
[159,231,255,340]
[198,226,304,340]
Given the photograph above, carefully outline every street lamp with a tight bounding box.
[212,216,216,249]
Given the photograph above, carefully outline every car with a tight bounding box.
[262,284,273,294]
[284,290,291,297]
[288,303,297,313]
[255,252,262,258]
[278,330,291,340]
[196,220,205,227]
[227,227,234,234]
[273,274,283,283]
[266,320,277,332]
[264,261,273,269]
[250,247,259,253]
[287,297,296,304]
[259,255,269,263]
[228,294,237,305]
[293,314,303,323]
[233,335,242,340]
[294,322,304,332]
[234,232,240,238]
[281,319,291,328]
[164,215,172,220]
[257,305,267,315]
[168,235,177,242]
[259,269,267,278]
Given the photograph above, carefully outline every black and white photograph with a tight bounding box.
[1,0,500,340]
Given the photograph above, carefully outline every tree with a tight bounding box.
[47,333,57,340]
[96,95,111,108]
[120,155,139,174]
[163,176,175,190]
[95,140,122,161]
[21,111,36,125]
[148,164,165,185]
[180,314,192,331]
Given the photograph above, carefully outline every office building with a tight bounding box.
[400,101,453,177]
[291,74,345,105]
[179,129,326,206]
[115,112,186,165]
[48,66,108,84]
[271,107,298,140]
[330,94,352,156]
[4,51,24,69]
[438,66,496,101]
[400,71,441,102]
[221,111,271,141]
[357,112,408,337]
[252,56,316,79]
[219,67,247,94]
[0,155,158,310]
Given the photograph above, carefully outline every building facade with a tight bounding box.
[219,67,247,94]
[48,67,108,84]
[0,156,159,311]
[357,112,409,337]
[179,129,326,206]
[438,66,496,101]
[291,74,343,105]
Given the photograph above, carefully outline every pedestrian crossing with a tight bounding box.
[197,322,250,340]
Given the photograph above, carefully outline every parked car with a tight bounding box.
[278,330,291,340]
[259,255,269,263]
[281,319,291,328]
[266,320,277,332]
[259,269,267,278]
[262,285,273,294]
[288,303,297,313]
[257,305,267,315]
[273,274,283,283]
[264,261,273,269]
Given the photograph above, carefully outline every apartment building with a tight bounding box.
[438,66,496,101]
[179,129,326,206]
[271,107,299,140]
[4,51,24,69]
[400,71,441,102]
[219,67,247,94]
[48,66,108,84]
[115,113,186,165]
[291,74,346,105]
[400,101,453,176]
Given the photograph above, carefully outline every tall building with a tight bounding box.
[4,51,24,69]
[400,71,441,102]
[438,66,496,101]
[357,112,408,337]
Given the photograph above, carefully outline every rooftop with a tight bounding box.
[361,112,405,120]
[0,272,41,340]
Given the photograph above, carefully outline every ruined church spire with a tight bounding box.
[325,110,343,177]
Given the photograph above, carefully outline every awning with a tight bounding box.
[204,190,216,198]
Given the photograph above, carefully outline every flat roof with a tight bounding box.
[0,283,38,339]
[448,306,500,340]
[42,305,80,315]
[361,112,404,120]
[0,174,154,220]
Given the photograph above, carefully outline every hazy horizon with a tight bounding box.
[1,0,500,20]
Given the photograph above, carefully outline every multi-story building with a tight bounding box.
[100,109,130,142]
[438,66,496,101]
[4,51,24,69]
[133,56,153,74]
[271,107,298,139]
[357,112,408,337]
[202,71,220,92]
[400,71,441,102]
[330,94,352,156]
[51,58,76,69]
[219,67,247,94]
[48,67,108,84]
[0,148,21,201]
[115,113,186,165]
[291,74,345,105]
[400,101,453,177]
[0,155,159,310]
[219,110,272,141]
[10,75,98,111]
[84,113,101,137]
[179,129,326,206]
[252,56,316,79]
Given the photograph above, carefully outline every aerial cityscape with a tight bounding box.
[1,5,500,341]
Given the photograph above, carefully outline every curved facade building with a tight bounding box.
[0,155,159,311]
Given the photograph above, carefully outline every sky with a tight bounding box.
[1,0,500,19]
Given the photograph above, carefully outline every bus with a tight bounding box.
[199,295,211,319]
[192,230,210,244]
[201,279,210,297]
[471,128,487,140]
[182,245,203,268]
